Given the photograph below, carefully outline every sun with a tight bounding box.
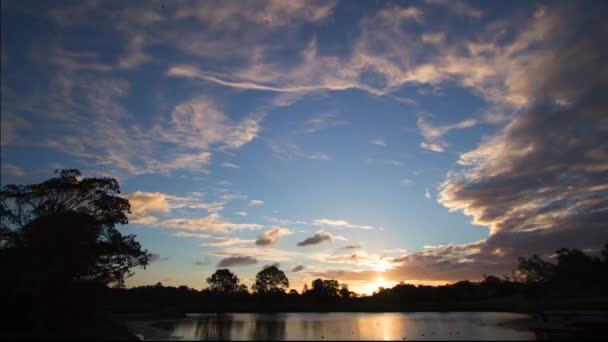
[366,277,389,295]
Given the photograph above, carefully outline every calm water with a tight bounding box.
[129,312,536,340]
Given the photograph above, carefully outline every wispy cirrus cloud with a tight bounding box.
[161,214,262,233]
[249,199,264,207]
[202,237,256,247]
[222,162,240,168]
[314,218,376,230]
[369,138,387,147]
[268,141,330,161]
[417,113,477,153]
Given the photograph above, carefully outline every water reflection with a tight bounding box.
[153,312,535,341]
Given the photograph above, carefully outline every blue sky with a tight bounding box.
[2,0,606,294]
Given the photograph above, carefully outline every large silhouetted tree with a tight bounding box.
[252,265,289,295]
[206,269,241,294]
[0,169,151,288]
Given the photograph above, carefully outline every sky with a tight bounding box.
[1,0,607,295]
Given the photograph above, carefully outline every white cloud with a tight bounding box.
[249,199,264,206]
[0,163,27,177]
[235,211,248,217]
[417,114,477,152]
[256,227,294,246]
[161,214,262,233]
[369,138,387,147]
[268,142,331,161]
[173,231,212,239]
[425,188,432,199]
[222,162,240,168]
[313,218,376,230]
[202,237,256,247]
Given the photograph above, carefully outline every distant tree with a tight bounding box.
[289,289,299,296]
[339,284,353,299]
[236,284,249,295]
[309,278,340,299]
[554,248,604,285]
[206,269,241,294]
[516,254,556,283]
[252,265,289,295]
[0,169,150,288]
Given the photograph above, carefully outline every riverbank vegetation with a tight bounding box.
[107,244,608,316]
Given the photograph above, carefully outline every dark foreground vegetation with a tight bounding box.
[1,170,607,339]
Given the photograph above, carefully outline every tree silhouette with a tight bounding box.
[516,254,556,283]
[252,265,289,295]
[308,278,340,300]
[206,269,241,294]
[0,169,150,287]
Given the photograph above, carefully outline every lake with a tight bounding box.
[128,312,536,340]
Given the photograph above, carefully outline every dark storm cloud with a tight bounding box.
[291,265,305,272]
[217,255,258,267]
[296,231,333,246]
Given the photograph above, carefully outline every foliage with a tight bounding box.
[0,169,150,288]
[206,269,243,294]
[516,254,556,283]
[252,265,289,295]
[306,278,341,300]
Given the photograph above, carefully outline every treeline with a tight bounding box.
[107,244,608,315]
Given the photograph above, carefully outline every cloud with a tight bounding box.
[0,163,27,177]
[417,114,477,153]
[291,265,305,272]
[341,244,361,250]
[235,211,248,217]
[210,246,299,262]
[313,218,376,230]
[382,160,403,166]
[126,191,224,225]
[421,32,445,44]
[424,0,483,18]
[173,232,212,239]
[147,253,170,263]
[255,227,294,246]
[268,142,330,160]
[202,237,256,247]
[369,138,387,147]
[218,255,258,267]
[294,111,349,134]
[297,231,333,246]
[249,200,264,206]
[174,0,338,28]
[425,188,432,199]
[161,214,262,233]
[400,179,414,187]
[194,257,212,266]
[389,2,608,282]
[222,162,240,168]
